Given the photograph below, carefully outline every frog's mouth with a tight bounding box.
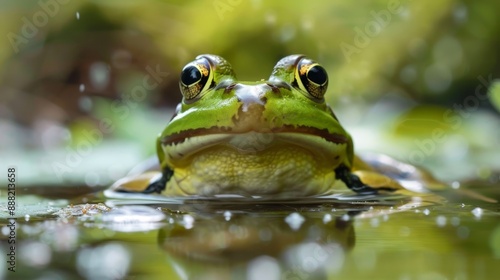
[161,128,349,167]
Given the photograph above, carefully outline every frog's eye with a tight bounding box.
[295,58,328,99]
[179,57,213,100]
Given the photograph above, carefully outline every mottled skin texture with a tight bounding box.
[110,54,408,198]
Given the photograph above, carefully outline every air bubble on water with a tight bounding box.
[340,214,350,221]
[285,212,305,231]
[383,214,389,222]
[168,217,174,224]
[2,226,10,236]
[183,215,194,229]
[247,256,281,280]
[436,215,446,227]
[471,207,483,219]
[423,209,430,215]
[76,12,80,20]
[370,218,380,228]
[323,213,332,224]
[223,211,232,221]
[102,206,166,223]
[451,181,460,189]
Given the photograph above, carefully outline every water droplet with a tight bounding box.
[76,12,80,20]
[79,84,85,92]
[285,212,305,231]
[451,217,460,226]
[24,214,30,221]
[223,210,232,221]
[323,213,332,224]
[471,207,483,219]
[423,209,430,215]
[370,218,380,228]
[436,215,446,227]
[340,214,350,221]
[451,181,460,189]
[183,215,194,229]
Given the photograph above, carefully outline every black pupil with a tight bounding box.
[181,65,201,85]
[307,66,327,85]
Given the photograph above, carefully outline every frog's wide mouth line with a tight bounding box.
[161,130,348,163]
[161,126,349,146]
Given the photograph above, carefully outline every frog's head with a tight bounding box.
[159,54,354,193]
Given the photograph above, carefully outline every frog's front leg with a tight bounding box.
[335,165,398,195]
[143,168,173,194]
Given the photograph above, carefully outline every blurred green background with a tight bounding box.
[1,0,499,189]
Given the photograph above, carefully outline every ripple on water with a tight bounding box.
[100,206,166,232]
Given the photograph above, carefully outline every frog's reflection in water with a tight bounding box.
[156,202,366,279]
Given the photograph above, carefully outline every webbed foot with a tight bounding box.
[142,168,173,194]
[335,164,398,195]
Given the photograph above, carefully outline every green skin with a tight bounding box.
[133,54,395,197]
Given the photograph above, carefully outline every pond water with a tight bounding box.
[1,183,499,280]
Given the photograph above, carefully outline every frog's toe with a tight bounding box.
[109,171,163,193]
[352,170,405,193]
[335,164,401,195]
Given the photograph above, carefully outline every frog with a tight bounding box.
[108,54,445,199]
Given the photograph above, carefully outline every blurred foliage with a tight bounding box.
[0,0,499,185]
